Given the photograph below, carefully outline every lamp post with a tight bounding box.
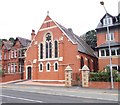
[100,1,114,89]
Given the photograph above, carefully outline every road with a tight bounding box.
[1,88,117,103]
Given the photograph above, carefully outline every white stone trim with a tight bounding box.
[39,26,57,31]
[38,58,59,61]
[43,20,53,23]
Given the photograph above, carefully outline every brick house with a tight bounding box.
[1,37,31,82]
[96,13,120,71]
[24,15,98,84]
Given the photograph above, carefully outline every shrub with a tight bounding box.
[89,70,120,82]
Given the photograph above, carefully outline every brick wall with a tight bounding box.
[0,73,21,82]
[88,82,119,89]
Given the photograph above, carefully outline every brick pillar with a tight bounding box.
[65,65,72,87]
[81,65,90,87]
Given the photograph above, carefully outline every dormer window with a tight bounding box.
[103,17,113,26]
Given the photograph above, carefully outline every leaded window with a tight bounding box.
[54,41,58,58]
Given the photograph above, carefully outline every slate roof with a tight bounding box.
[96,13,120,29]
[96,42,120,49]
[56,22,97,57]
[16,37,31,47]
[2,41,13,50]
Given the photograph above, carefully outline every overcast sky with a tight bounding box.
[0,0,119,40]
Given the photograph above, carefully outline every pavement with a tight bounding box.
[1,80,119,102]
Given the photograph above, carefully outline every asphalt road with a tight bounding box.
[1,88,117,103]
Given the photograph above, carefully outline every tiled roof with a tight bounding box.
[96,42,120,49]
[16,37,31,47]
[2,41,13,50]
[56,22,97,57]
[96,13,120,29]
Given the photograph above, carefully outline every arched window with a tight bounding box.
[45,33,52,58]
[46,42,48,58]
[46,62,50,71]
[54,41,58,58]
[54,62,58,71]
[39,63,43,72]
[49,42,52,58]
[81,57,84,69]
[40,43,43,59]
[88,58,90,70]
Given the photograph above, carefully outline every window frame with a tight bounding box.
[39,62,43,72]
[106,33,114,41]
[54,62,58,71]
[46,62,51,72]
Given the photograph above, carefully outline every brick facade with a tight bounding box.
[96,13,120,71]
[24,15,98,84]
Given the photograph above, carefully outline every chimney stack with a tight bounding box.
[31,29,35,40]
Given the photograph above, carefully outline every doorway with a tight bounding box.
[27,67,32,80]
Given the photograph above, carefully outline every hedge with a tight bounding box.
[89,70,120,82]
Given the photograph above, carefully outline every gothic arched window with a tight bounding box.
[40,43,43,59]
[45,33,52,58]
[54,41,58,58]
[81,57,84,69]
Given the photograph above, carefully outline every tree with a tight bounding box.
[9,37,15,44]
[80,30,97,50]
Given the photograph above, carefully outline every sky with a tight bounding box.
[0,0,119,40]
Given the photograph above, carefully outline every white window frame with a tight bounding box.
[46,62,51,72]
[54,40,59,58]
[54,61,58,71]
[99,47,120,57]
[39,62,43,72]
[103,17,113,26]
[106,33,114,41]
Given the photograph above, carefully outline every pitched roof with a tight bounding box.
[96,42,120,49]
[96,13,120,29]
[16,37,31,47]
[2,41,13,50]
[56,22,97,57]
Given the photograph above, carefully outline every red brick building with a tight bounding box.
[96,13,120,71]
[24,15,98,84]
[1,37,31,82]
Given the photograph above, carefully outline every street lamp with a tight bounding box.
[100,1,114,89]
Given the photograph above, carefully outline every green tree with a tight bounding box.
[9,37,15,44]
[80,30,97,50]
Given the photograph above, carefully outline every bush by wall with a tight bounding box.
[89,70,120,82]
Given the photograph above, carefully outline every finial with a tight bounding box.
[47,11,49,16]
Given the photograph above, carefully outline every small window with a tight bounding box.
[101,50,105,56]
[40,43,43,59]
[46,62,50,71]
[39,63,43,72]
[81,57,84,69]
[54,62,58,71]
[87,59,90,69]
[117,48,120,55]
[111,49,116,56]
[106,49,109,56]
[103,17,112,25]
